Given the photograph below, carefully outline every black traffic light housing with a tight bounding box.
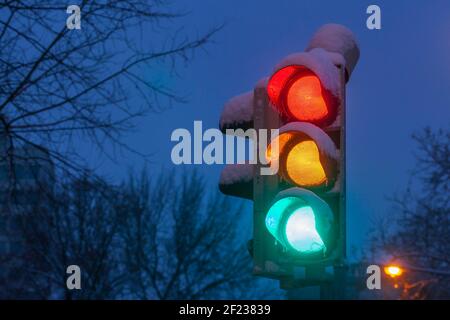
[219,24,359,285]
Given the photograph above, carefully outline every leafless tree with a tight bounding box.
[368,127,450,299]
[2,170,278,299]
[120,169,275,299]
[0,1,273,300]
[0,0,218,186]
[2,177,127,299]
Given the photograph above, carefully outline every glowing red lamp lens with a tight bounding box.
[267,66,299,106]
[286,75,328,122]
[267,66,337,126]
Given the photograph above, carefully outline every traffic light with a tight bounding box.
[219,24,359,282]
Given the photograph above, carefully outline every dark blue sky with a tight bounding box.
[93,0,450,254]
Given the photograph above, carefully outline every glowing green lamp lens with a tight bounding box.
[285,206,325,253]
[265,196,326,255]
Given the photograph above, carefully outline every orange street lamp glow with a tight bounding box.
[384,265,403,278]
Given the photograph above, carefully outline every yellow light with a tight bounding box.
[266,132,295,162]
[285,140,327,187]
[266,133,330,188]
[384,265,403,278]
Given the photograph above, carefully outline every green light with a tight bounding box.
[285,206,325,253]
[265,197,293,235]
[265,195,327,255]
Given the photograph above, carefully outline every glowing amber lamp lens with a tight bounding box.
[286,140,327,187]
[266,132,294,162]
[384,266,403,278]
[286,75,328,122]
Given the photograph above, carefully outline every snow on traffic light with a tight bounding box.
[218,24,359,280]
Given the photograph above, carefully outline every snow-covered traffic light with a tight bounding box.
[219,24,359,282]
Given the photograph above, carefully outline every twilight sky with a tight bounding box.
[89,0,450,255]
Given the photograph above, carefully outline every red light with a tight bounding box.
[267,65,299,107]
[287,75,328,122]
[267,65,338,126]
